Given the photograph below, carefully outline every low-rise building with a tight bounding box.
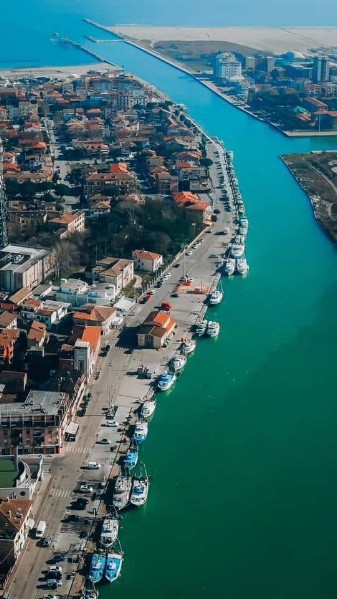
[74,326,101,377]
[0,329,19,365]
[0,496,33,578]
[0,382,85,456]
[48,211,85,238]
[20,299,70,330]
[0,245,53,293]
[0,453,43,501]
[27,321,47,349]
[93,257,134,295]
[137,310,176,349]
[56,278,116,307]
[132,249,163,273]
[73,305,117,335]
[0,311,18,330]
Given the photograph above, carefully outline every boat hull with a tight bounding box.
[106,553,123,583]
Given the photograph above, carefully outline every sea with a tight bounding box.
[2,2,337,598]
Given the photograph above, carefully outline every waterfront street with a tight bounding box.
[7,137,234,599]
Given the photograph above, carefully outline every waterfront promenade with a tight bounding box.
[6,133,237,599]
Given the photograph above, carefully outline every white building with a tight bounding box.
[56,278,116,307]
[0,245,53,293]
[213,52,242,81]
[132,250,163,273]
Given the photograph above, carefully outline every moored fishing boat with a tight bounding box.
[180,338,197,354]
[112,473,132,510]
[224,258,235,276]
[130,463,150,507]
[195,319,208,336]
[209,282,224,305]
[206,321,220,338]
[123,445,139,470]
[106,542,123,583]
[236,257,249,275]
[156,371,177,391]
[100,510,119,549]
[133,420,148,444]
[170,353,187,372]
[88,553,106,584]
[141,398,157,419]
[230,243,245,259]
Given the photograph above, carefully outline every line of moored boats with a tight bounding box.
[83,144,246,599]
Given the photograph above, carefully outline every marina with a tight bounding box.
[5,6,337,598]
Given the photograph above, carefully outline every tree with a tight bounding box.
[54,183,71,199]
[50,240,80,279]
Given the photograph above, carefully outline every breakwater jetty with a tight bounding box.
[57,36,119,67]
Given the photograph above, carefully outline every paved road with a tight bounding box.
[8,138,236,599]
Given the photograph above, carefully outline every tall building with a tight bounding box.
[313,56,330,83]
[0,141,8,249]
[245,56,256,71]
[264,56,275,74]
[213,52,242,81]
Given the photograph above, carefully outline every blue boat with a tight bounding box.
[133,421,148,444]
[106,550,123,582]
[156,371,177,391]
[124,446,139,470]
[88,553,106,584]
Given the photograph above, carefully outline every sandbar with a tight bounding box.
[108,25,337,54]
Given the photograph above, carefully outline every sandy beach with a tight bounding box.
[108,25,337,54]
[0,63,115,79]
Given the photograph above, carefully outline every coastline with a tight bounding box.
[281,153,337,244]
[107,25,337,53]
[0,62,114,79]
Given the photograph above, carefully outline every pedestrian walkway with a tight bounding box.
[64,446,88,454]
[49,487,73,499]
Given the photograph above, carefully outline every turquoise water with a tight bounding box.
[93,32,337,599]
[3,3,337,597]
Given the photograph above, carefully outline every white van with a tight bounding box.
[35,520,46,538]
[86,462,101,470]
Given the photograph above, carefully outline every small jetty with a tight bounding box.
[56,36,119,67]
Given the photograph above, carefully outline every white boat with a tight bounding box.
[156,371,177,391]
[195,320,208,336]
[209,287,224,305]
[224,258,235,276]
[170,353,187,372]
[239,225,248,236]
[105,541,123,583]
[130,464,150,507]
[141,399,156,419]
[112,474,132,510]
[133,420,148,444]
[100,511,119,549]
[230,243,245,259]
[206,321,220,338]
[236,257,249,275]
[180,338,196,354]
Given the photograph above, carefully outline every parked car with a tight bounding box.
[53,554,66,563]
[79,484,93,493]
[76,498,89,510]
[97,438,111,444]
[103,421,119,428]
[42,535,53,547]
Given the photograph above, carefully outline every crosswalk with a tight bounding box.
[64,446,88,454]
[42,456,53,473]
[49,487,73,499]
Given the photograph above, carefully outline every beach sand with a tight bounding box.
[108,25,337,54]
[0,63,116,79]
